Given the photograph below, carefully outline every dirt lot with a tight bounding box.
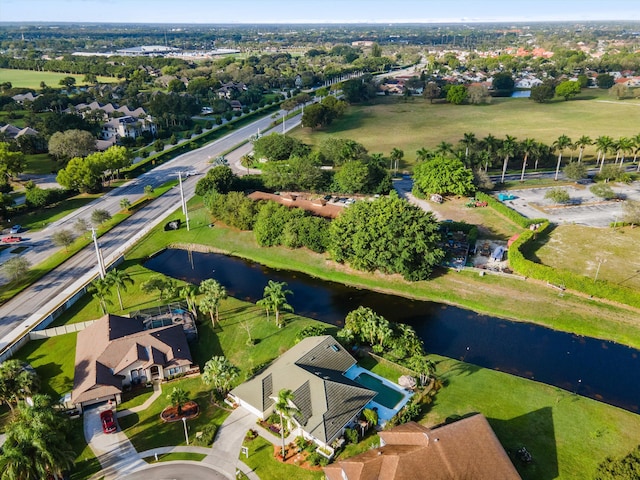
[498,181,640,227]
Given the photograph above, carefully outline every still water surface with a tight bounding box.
[145,249,640,413]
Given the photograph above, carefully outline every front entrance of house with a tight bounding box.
[150,365,160,380]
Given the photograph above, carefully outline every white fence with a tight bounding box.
[29,320,97,340]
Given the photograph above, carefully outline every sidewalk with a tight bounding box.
[116,381,162,419]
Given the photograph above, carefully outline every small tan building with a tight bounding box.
[324,416,521,480]
[71,314,194,411]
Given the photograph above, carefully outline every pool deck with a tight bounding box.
[344,364,413,423]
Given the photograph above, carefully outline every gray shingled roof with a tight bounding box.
[231,336,376,444]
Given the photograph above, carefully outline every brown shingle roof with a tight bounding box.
[248,191,342,219]
[72,314,193,404]
[324,416,521,480]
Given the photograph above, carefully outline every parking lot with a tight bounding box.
[498,182,640,227]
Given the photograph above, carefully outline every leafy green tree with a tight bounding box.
[201,356,239,396]
[105,268,134,311]
[555,80,581,101]
[412,157,475,196]
[610,84,630,100]
[261,156,326,192]
[91,208,111,225]
[144,184,154,196]
[0,360,40,412]
[491,72,515,96]
[446,85,467,105]
[59,76,76,90]
[199,278,227,327]
[590,183,616,200]
[0,143,26,181]
[274,389,299,460]
[167,387,189,415]
[2,256,31,283]
[530,83,555,103]
[48,129,96,161]
[596,74,615,89]
[253,133,309,161]
[195,166,236,196]
[56,153,105,193]
[319,137,367,166]
[257,280,293,328]
[329,192,444,281]
[545,187,570,204]
[563,162,588,181]
[422,82,441,103]
[51,229,75,251]
[120,197,131,211]
[204,191,259,230]
[74,218,90,236]
[594,444,640,480]
[333,160,369,194]
[141,275,177,301]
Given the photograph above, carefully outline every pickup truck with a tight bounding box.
[2,236,22,243]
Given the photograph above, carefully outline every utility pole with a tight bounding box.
[91,228,106,279]
[178,172,190,231]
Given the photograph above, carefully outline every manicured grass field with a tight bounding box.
[291,93,640,167]
[531,223,640,291]
[242,436,324,480]
[144,452,207,463]
[23,153,57,175]
[0,68,117,89]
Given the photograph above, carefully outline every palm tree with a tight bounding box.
[480,134,500,172]
[415,147,431,162]
[180,285,198,319]
[615,137,634,167]
[435,141,454,157]
[595,135,614,172]
[390,147,404,174]
[199,279,227,327]
[500,135,518,183]
[519,138,537,182]
[459,132,477,161]
[631,133,640,170]
[274,389,299,461]
[105,268,134,311]
[0,360,40,412]
[167,387,189,416]
[258,280,294,328]
[88,277,112,315]
[575,135,592,163]
[202,356,239,398]
[552,135,572,181]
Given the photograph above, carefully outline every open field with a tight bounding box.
[531,223,640,291]
[291,92,640,167]
[0,68,117,89]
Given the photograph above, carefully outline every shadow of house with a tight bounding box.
[490,407,558,480]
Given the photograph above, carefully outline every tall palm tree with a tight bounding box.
[202,356,239,397]
[615,137,634,167]
[274,389,299,461]
[390,147,404,174]
[575,135,592,163]
[88,277,112,315]
[552,135,572,181]
[595,135,614,172]
[258,280,294,328]
[500,135,518,183]
[480,134,500,172]
[459,132,477,160]
[632,133,640,171]
[435,141,454,157]
[199,279,227,327]
[105,268,134,311]
[519,138,537,182]
[180,285,198,319]
[415,147,432,162]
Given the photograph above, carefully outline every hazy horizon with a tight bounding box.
[2,0,640,25]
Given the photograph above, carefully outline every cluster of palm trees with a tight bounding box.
[257,280,294,328]
[89,268,134,314]
[0,394,75,479]
[414,131,640,182]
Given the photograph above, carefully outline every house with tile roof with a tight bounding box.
[324,416,522,480]
[229,335,377,448]
[71,314,194,411]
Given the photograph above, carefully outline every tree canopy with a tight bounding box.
[48,129,96,161]
[555,80,581,101]
[329,192,444,281]
[253,133,310,161]
[413,157,475,196]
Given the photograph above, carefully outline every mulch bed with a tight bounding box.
[272,444,323,471]
[160,401,199,422]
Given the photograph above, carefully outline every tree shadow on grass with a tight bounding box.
[490,407,558,480]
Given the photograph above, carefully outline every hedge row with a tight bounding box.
[509,222,640,308]
[475,191,546,228]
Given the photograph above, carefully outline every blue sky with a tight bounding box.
[2,0,640,23]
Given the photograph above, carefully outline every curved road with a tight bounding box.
[0,109,303,350]
[122,462,227,480]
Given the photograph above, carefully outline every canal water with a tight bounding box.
[144,248,640,413]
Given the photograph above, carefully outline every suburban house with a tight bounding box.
[101,115,157,142]
[216,81,247,99]
[229,336,377,448]
[323,416,522,480]
[71,314,195,411]
[11,92,40,104]
[0,123,40,140]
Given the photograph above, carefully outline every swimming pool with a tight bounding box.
[353,372,404,409]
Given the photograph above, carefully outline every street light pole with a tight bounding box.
[178,172,190,231]
[182,416,189,445]
[91,228,106,279]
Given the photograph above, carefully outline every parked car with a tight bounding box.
[2,236,22,243]
[100,409,117,433]
[9,224,21,234]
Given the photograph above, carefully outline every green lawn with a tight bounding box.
[118,387,156,410]
[144,452,207,463]
[0,68,117,89]
[291,93,640,167]
[10,194,100,231]
[23,153,57,175]
[241,436,324,480]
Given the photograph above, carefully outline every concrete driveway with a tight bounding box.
[84,403,147,479]
[122,462,228,480]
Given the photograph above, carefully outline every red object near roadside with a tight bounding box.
[100,409,117,433]
[2,236,22,243]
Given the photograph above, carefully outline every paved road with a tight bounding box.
[122,463,228,480]
[0,109,303,351]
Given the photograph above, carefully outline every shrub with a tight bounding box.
[475,191,546,228]
[590,183,616,200]
[307,452,323,466]
[344,427,359,444]
[544,188,570,204]
[193,424,217,446]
